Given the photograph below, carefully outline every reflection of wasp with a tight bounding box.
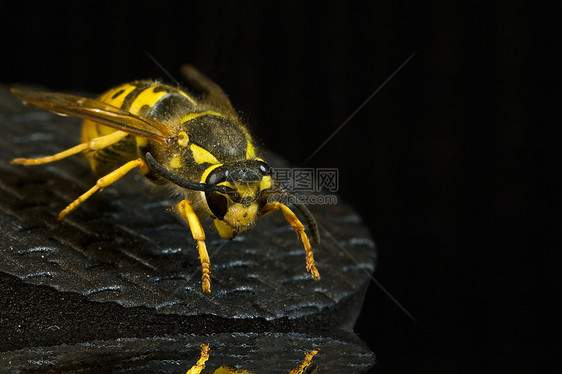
[11,65,320,293]
[186,344,318,374]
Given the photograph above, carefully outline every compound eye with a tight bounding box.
[206,191,228,220]
[257,161,270,175]
[206,168,228,185]
[205,167,230,220]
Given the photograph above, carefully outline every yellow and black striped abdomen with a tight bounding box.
[81,81,197,176]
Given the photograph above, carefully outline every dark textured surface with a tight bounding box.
[1,332,374,374]
[0,84,376,372]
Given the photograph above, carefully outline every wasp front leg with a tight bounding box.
[178,200,212,293]
[59,158,149,219]
[261,202,320,280]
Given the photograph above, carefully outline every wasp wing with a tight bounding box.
[180,65,237,116]
[11,87,175,144]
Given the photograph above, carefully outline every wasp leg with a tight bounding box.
[58,158,149,220]
[288,350,319,374]
[11,130,129,165]
[261,202,321,280]
[178,200,212,293]
[185,343,210,374]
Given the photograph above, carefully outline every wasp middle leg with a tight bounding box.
[58,158,149,219]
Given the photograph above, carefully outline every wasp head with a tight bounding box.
[144,152,276,240]
[203,160,272,239]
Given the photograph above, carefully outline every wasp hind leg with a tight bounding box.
[11,130,129,165]
[185,343,210,374]
[58,158,149,220]
[261,202,321,280]
[177,200,212,293]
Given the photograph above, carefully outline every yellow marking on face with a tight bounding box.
[226,203,259,226]
[214,218,236,239]
[200,163,223,183]
[245,141,256,159]
[178,131,189,147]
[170,154,183,168]
[191,143,219,164]
[214,202,258,238]
[181,110,224,124]
[260,175,272,191]
[100,83,137,108]
[218,181,234,189]
[228,182,259,198]
[128,85,168,115]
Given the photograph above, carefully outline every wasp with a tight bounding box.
[10,65,320,293]
[186,343,318,374]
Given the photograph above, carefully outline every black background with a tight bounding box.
[0,1,555,373]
